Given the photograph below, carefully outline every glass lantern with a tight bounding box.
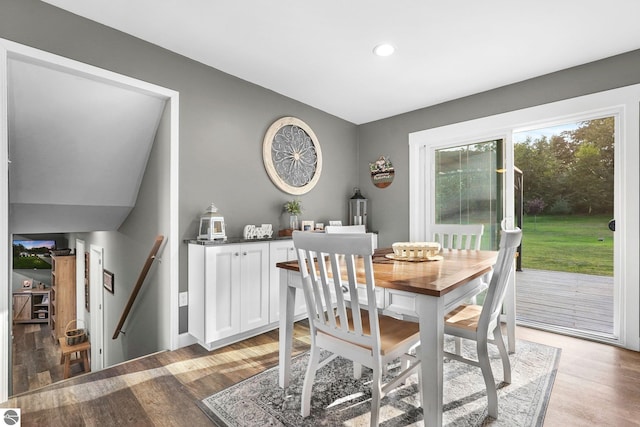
[349,187,368,230]
[197,203,227,241]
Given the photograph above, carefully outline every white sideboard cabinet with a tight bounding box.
[188,242,270,349]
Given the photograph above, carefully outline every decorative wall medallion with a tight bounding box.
[370,156,395,188]
[263,117,323,195]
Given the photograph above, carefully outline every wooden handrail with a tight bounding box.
[113,235,164,339]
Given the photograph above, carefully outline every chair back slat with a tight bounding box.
[430,223,484,250]
[479,228,522,331]
[325,225,366,233]
[293,231,379,352]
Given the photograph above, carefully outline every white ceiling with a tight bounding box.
[42,0,640,124]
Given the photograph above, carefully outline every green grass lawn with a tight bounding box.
[13,256,52,269]
[520,214,613,276]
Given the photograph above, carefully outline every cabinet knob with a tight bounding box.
[242,252,247,256]
[234,252,240,256]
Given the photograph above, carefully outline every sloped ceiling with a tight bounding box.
[8,56,167,233]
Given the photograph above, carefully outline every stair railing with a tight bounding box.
[113,235,164,339]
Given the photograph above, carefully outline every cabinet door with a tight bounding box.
[240,243,270,331]
[13,294,32,322]
[269,240,295,323]
[269,240,307,323]
[204,245,241,342]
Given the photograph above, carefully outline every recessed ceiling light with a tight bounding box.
[373,43,395,57]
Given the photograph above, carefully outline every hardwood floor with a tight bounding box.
[11,323,66,395]
[3,321,640,426]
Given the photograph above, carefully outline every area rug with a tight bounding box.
[199,339,560,426]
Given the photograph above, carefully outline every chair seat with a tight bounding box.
[445,304,482,332]
[323,308,420,356]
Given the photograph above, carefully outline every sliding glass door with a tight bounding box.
[434,139,504,250]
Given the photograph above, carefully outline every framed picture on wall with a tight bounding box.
[103,270,114,294]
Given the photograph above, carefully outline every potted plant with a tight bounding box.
[284,199,302,230]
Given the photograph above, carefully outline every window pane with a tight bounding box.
[434,139,503,249]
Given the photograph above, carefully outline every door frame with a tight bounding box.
[90,244,104,372]
[75,239,86,325]
[409,85,640,351]
[0,38,181,402]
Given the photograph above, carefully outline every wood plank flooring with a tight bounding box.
[516,269,614,335]
[11,323,66,395]
[5,320,640,426]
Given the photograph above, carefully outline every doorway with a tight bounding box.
[513,117,615,340]
[409,85,640,351]
[1,38,180,402]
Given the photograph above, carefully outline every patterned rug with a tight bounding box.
[199,339,560,426]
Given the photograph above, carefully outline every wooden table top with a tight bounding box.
[276,247,498,297]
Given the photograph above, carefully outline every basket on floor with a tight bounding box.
[65,319,87,346]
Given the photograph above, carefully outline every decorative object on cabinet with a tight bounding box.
[50,254,76,339]
[103,269,114,293]
[197,203,227,241]
[369,155,395,188]
[280,199,303,236]
[22,279,32,289]
[348,187,368,230]
[243,224,273,239]
[301,220,314,231]
[263,117,322,195]
[329,220,342,226]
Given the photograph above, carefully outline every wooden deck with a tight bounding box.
[515,269,614,335]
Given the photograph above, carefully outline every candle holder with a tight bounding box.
[348,188,368,230]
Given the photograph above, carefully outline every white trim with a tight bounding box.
[0,42,10,403]
[409,85,640,351]
[89,244,104,372]
[75,239,86,324]
[169,92,180,350]
[0,37,182,401]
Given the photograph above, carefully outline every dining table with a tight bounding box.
[277,246,505,426]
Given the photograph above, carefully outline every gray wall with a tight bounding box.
[357,49,640,247]
[3,0,640,363]
[2,0,358,363]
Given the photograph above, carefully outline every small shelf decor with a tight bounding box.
[284,199,302,230]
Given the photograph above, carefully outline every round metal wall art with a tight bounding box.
[263,117,323,195]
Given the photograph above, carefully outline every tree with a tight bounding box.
[525,198,546,229]
[515,117,614,216]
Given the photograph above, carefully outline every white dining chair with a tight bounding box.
[443,227,522,419]
[430,223,484,250]
[429,223,487,353]
[324,224,366,233]
[293,231,422,426]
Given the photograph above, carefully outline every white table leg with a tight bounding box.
[416,294,445,427]
[278,269,297,388]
